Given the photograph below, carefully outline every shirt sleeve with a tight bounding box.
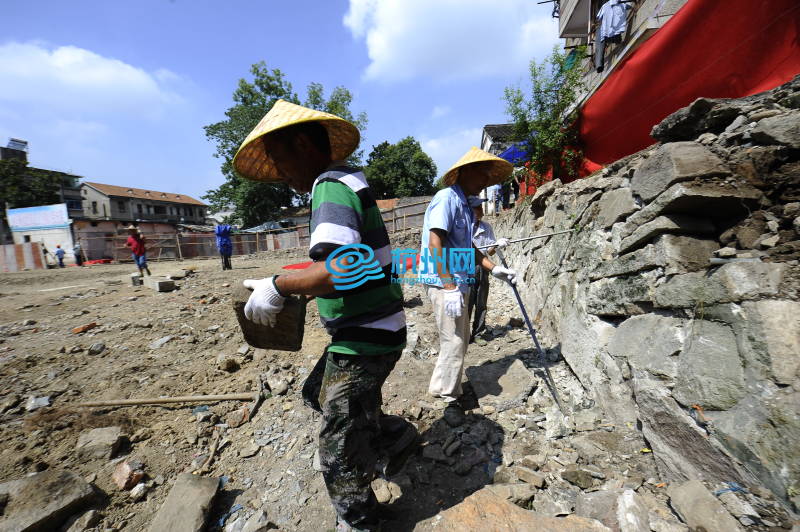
[309,180,362,261]
[426,193,455,233]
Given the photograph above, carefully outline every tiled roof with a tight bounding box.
[84,182,206,206]
[482,124,515,140]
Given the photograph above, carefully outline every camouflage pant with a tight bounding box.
[302,348,403,531]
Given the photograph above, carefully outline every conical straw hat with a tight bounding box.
[441,146,513,187]
[233,99,360,182]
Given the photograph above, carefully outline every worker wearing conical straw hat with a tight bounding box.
[234,99,417,531]
[420,146,517,418]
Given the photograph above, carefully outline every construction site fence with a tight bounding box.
[76,199,430,262]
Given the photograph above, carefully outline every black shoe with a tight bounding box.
[443,403,465,427]
[382,424,419,477]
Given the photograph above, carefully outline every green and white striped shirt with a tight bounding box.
[309,164,406,355]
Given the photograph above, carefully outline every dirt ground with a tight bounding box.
[0,242,678,531]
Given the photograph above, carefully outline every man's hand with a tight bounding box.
[243,277,286,327]
[495,237,510,249]
[442,288,463,318]
[491,266,517,286]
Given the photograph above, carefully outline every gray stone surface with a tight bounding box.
[596,188,639,228]
[607,314,686,381]
[0,470,96,532]
[740,300,800,385]
[632,376,746,484]
[616,489,650,532]
[632,142,729,202]
[750,111,800,149]
[575,489,623,530]
[667,480,743,532]
[465,358,535,412]
[672,320,744,410]
[145,276,175,292]
[75,426,124,460]
[147,473,219,532]
[619,215,714,254]
[590,244,660,280]
[655,234,718,275]
[623,181,761,237]
[653,262,786,308]
[586,272,655,316]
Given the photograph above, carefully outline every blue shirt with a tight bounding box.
[55,248,65,258]
[419,185,474,293]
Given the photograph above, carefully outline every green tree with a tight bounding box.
[363,137,437,199]
[0,159,64,228]
[504,46,586,181]
[203,62,367,227]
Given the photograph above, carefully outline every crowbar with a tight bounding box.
[495,248,567,415]
[475,229,574,250]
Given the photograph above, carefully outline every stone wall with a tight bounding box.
[492,75,800,509]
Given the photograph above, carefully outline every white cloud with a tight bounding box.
[0,41,181,116]
[421,127,482,176]
[343,0,559,82]
[431,105,451,119]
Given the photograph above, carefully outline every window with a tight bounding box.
[92,201,98,214]
[147,205,152,214]
[117,200,126,212]
[23,235,31,243]
[66,200,82,210]
[154,205,166,215]
[137,204,143,214]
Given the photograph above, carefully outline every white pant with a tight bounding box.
[426,286,469,402]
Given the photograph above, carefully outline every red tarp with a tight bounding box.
[580,0,800,166]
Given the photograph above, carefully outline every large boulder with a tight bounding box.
[0,470,96,532]
[631,142,729,202]
[672,320,745,410]
[632,376,747,484]
[147,474,219,532]
[431,487,612,531]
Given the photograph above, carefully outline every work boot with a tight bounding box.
[443,402,465,427]
[381,423,419,477]
[145,267,152,276]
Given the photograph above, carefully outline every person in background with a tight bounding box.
[501,180,511,210]
[125,225,151,276]
[54,245,65,268]
[492,182,503,215]
[467,196,509,344]
[215,224,233,270]
[420,147,517,418]
[73,242,84,267]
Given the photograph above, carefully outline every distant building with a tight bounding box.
[6,203,74,265]
[76,182,208,259]
[480,124,515,156]
[0,139,84,244]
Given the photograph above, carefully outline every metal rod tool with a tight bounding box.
[495,248,566,415]
[475,229,574,250]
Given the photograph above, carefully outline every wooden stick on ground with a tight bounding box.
[76,392,258,408]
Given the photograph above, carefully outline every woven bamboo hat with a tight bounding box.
[441,147,513,187]
[233,99,360,182]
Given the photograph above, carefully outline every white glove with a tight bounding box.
[495,238,510,249]
[243,277,286,327]
[491,266,517,286]
[442,288,463,319]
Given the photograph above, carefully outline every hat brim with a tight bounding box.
[233,102,361,183]
[441,159,513,188]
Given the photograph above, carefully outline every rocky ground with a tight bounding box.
[0,232,795,531]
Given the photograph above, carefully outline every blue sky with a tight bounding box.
[0,0,559,204]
